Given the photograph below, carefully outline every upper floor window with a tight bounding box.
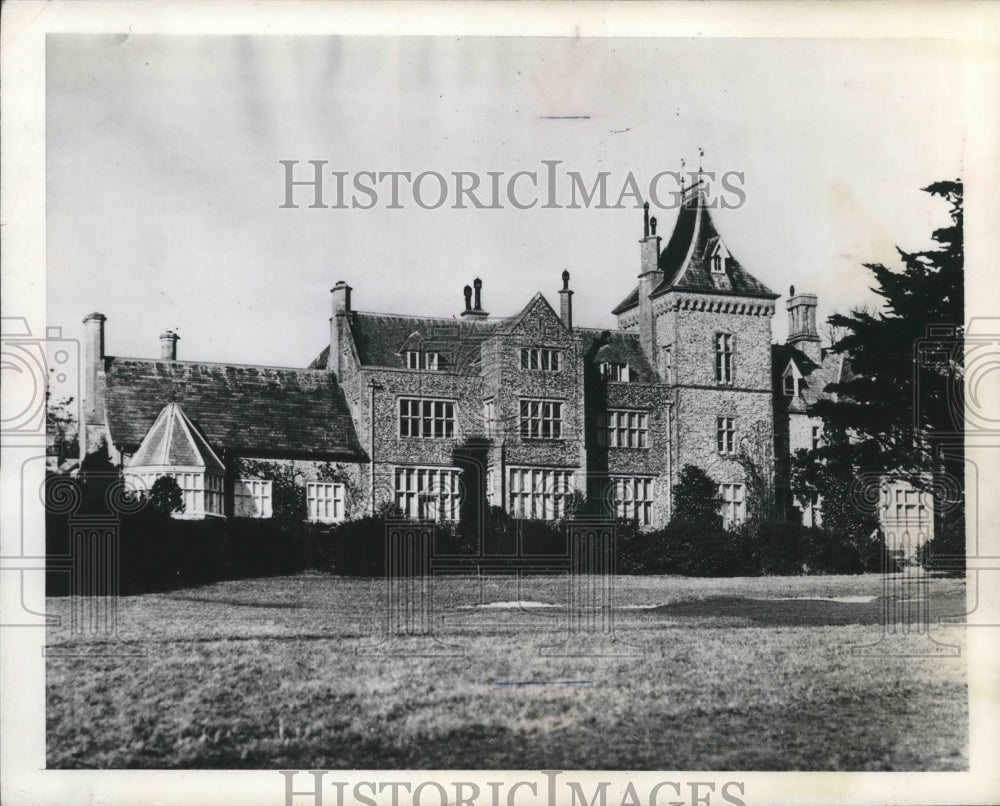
[405,351,440,370]
[520,399,563,439]
[399,398,455,439]
[600,362,631,382]
[811,425,822,450]
[716,416,736,455]
[715,333,733,385]
[597,410,649,449]
[712,255,724,274]
[521,347,561,372]
[483,398,497,438]
[783,373,797,396]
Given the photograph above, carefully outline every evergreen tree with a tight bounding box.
[795,180,964,563]
[671,464,722,528]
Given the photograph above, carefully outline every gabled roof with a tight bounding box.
[104,358,363,459]
[613,187,779,315]
[128,402,225,474]
[772,344,852,409]
[494,292,566,336]
[309,312,497,371]
[579,329,657,383]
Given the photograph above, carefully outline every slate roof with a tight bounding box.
[579,329,657,383]
[773,344,852,412]
[309,313,499,371]
[613,187,779,315]
[104,358,364,459]
[128,403,226,474]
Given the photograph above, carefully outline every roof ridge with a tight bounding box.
[354,310,502,324]
[108,355,334,373]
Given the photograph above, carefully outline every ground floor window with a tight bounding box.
[508,467,574,520]
[609,476,655,526]
[394,467,461,521]
[307,481,346,523]
[719,482,746,527]
[126,469,224,517]
[234,478,273,518]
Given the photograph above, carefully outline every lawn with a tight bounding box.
[45,573,967,770]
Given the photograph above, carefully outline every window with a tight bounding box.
[715,333,733,385]
[600,362,631,382]
[234,478,273,518]
[508,468,574,519]
[597,410,649,448]
[712,255,724,274]
[783,374,797,396]
[719,483,746,527]
[485,468,495,506]
[406,351,439,370]
[520,348,561,372]
[811,425,822,450]
[716,417,736,455]
[307,482,346,523]
[129,470,224,517]
[610,476,654,526]
[519,399,563,439]
[661,347,673,384]
[394,467,461,521]
[399,398,456,439]
[483,399,496,438]
[892,488,929,524]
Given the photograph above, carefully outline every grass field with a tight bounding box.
[46,573,967,770]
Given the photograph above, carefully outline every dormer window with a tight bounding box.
[712,255,723,274]
[601,362,631,382]
[405,350,439,370]
[783,374,797,396]
[782,362,803,397]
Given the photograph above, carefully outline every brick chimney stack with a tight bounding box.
[461,278,489,320]
[81,312,107,455]
[328,281,352,375]
[638,202,663,366]
[558,270,573,331]
[786,285,822,363]
[159,330,179,360]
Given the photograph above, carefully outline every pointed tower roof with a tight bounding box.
[128,402,225,474]
[613,183,778,315]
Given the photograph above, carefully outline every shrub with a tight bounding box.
[148,475,185,516]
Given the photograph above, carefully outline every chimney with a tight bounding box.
[558,270,573,331]
[786,285,822,363]
[82,313,105,418]
[638,202,662,367]
[159,330,179,360]
[327,281,352,375]
[461,277,489,319]
[463,284,473,313]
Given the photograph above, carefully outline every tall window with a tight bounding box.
[811,425,822,450]
[520,348,561,372]
[307,482,346,523]
[483,399,497,438]
[716,416,736,455]
[597,410,649,448]
[234,478,273,518]
[394,467,461,521]
[399,398,456,439]
[712,255,724,274]
[520,400,563,439]
[719,483,746,527]
[609,476,654,526]
[783,373,797,396]
[661,347,673,384]
[600,362,631,382]
[508,468,574,519]
[715,333,733,385]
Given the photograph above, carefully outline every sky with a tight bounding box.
[46,34,969,378]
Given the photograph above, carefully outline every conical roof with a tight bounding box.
[128,402,225,474]
[613,184,778,314]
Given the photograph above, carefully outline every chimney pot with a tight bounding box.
[463,284,473,312]
[473,277,483,311]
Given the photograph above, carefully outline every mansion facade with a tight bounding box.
[79,182,931,544]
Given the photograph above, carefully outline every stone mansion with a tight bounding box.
[79,182,930,542]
